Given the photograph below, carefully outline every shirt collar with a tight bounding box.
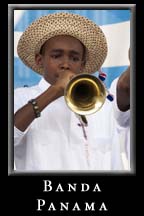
[38,77,51,92]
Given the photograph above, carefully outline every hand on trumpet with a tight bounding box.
[54,69,76,96]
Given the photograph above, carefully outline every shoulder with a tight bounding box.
[14,84,40,97]
[14,83,41,108]
[14,83,41,113]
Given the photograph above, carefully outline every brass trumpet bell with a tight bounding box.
[64,73,106,115]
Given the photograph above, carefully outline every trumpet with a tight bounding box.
[64,73,106,116]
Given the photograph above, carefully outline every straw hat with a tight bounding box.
[17,12,108,74]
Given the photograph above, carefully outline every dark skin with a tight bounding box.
[14,35,85,132]
[116,49,130,111]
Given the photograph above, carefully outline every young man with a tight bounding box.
[14,12,128,171]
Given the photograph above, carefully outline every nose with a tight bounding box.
[59,57,71,70]
[60,65,70,70]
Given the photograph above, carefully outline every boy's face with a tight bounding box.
[35,35,85,85]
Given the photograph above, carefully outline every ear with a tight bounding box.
[35,53,43,66]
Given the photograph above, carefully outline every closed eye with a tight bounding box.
[71,56,80,62]
[51,54,61,59]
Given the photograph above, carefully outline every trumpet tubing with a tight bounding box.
[64,73,106,115]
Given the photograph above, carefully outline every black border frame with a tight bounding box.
[8,4,136,176]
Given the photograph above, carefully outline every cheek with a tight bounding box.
[43,64,57,80]
[75,64,84,74]
[42,59,54,72]
[45,58,58,69]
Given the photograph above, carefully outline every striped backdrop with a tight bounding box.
[14,9,130,89]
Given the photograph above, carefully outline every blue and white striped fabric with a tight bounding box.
[14,10,130,89]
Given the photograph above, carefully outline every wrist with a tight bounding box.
[52,84,64,96]
[28,99,41,118]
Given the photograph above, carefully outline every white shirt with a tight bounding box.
[14,78,125,171]
[110,78,130,170]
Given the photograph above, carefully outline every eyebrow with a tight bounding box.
[50,49,81,56]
